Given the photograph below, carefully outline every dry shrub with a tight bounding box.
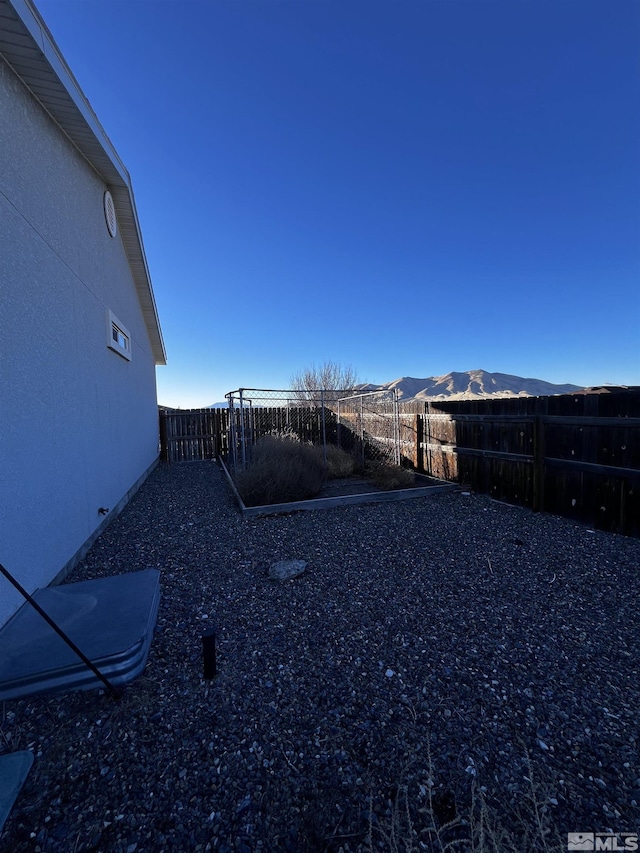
[366,462,416,491]
[235,435,325,507]
[324,444,357,479]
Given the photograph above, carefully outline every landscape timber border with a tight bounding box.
[218,458,457,519]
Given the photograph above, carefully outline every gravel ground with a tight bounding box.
[1,461,639,852]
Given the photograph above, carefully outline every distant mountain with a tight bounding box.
[363,370,583,401]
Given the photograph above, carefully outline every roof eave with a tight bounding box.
[0,0,167,365]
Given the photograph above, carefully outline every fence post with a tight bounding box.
[216,408,225,458]
[533,414,545,512]
[321,390,327,472]
[159,409,168,462]
[228,397,238,471]
[247,400,254,460]
[393,388,401,466]
[425,402,432,477]
[415,414,424,472]
[239,390,247,469]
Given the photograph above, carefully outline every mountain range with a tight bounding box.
[361,369,583,401]
[208,370,585,407]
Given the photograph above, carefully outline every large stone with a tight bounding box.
[268,560,307,581]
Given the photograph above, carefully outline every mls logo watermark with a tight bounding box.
[568,833,639,851]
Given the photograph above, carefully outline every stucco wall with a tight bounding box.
[0,60,160,628]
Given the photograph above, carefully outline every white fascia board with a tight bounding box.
[5,0,130,187]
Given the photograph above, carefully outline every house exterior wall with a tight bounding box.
[0,60,160,628]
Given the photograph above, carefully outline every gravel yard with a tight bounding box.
[2,461,639,852]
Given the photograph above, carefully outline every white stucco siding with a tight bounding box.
[0,60,160,627]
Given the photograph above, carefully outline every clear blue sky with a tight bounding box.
[37,0,639,407]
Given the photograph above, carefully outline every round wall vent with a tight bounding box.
[104,190,117,238]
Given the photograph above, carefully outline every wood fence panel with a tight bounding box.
[399,414,418,468]
[159,408,229,462]
[242,406,331,446]
[416,389,640,536]
[543,461,584,524]
[419,411,458,480]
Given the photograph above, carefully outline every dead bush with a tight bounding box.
[235,436,325,507]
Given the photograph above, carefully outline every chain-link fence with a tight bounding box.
[225,387,403,472]
[225,388,351,472]
[336,389,401,466]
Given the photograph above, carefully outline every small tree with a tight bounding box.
[290,361,361,406]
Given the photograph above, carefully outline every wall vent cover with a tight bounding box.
[104,190,117,238]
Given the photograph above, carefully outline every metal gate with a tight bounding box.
[337,389,401,466]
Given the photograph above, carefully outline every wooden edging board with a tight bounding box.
[219,458,457,518]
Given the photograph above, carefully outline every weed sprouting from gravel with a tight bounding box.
[366,742,566,852]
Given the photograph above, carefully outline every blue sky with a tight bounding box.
[37,0,639,407]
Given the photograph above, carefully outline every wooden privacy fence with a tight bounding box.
[413,389,640,536]
[159,406,334,463]
[158,391,640,536]
[159,408,229,462]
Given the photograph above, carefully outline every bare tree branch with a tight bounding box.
[289,361,361,406]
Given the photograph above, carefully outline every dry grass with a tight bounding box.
[366,462,416,491]
[367,743,566,853]
[324,444,357,479]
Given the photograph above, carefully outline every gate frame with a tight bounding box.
[337,388,401,467]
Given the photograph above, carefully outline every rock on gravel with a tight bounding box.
[268,560,307,581]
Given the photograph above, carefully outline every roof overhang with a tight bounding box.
[0,0,166,365]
